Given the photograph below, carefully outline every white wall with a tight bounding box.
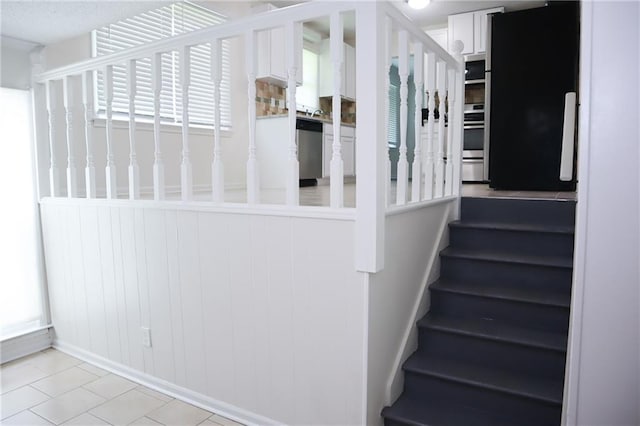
[564,2,640,425]
[40,199,367,425]
[0,37,38,90]
[36,1,252,197]
[366,200,454,425]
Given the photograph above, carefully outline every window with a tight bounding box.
[388,83,400,148]
[93,1,232,128]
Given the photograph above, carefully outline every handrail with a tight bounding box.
[35,2,355,82]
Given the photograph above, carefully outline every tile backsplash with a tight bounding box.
[255,80,356,124]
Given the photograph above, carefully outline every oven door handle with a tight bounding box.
[464,125,485,130]
[560,92,577,181]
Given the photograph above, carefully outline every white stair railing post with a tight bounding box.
[355,2,386,272]
[435,61,447,198]
[104,65,117,199]
[396,30,409,205]
[127,59,140,200]
[423,52,436,200]
[445,67,456,196]
[330,11,344,209]
[180,46,193,201]
[62,76,78,198]
[451,41,465,200]
[211,39,224,203]
[286,22,301,207]
[152,52,165,200]
[384,16,392,206]
[411,42,424,202]
[245,30,260,204]
[82,71,96,198]
[45,80,60,197]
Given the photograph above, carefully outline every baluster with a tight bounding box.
[152,52,165,200]
[435,61,447,198]
[245,30,260,204]
[62,76,77,198]
[396,30,409,205]
[180,46,193,201]
[423,52,436,200]
[330,11,344,208]
[286,22,301,206]
[445,67,456,196]
[451,42,465,197]
[104,65,117,199]
[211,39,224,202]
[384,16,392,207]
[45,80,60,197]
[127,59,140,200]
[411,43,424,202]
[82,71,96,198]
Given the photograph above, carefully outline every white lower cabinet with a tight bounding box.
[323,123,356,177]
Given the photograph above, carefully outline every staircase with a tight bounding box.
[382,197,576,426]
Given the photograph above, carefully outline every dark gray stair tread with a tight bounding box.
[430,279,570,307]
[403,354,563,404]
[418,313,567,352]
[449,220,574,235]
[382,394,538,426]
[441,247,573,268]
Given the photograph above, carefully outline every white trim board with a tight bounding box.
[52,340,280,426]
[0,326,53,364]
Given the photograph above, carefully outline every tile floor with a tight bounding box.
[0,349,244,426]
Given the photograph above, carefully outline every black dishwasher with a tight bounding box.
[296,118,323,186]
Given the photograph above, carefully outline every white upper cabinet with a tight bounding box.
[448,7,504,55]
[252,4,302,86]
[319,39,356,101]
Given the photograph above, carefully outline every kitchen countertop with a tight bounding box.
[256,113,356,128]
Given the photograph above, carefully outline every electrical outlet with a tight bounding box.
[141,327,152,348]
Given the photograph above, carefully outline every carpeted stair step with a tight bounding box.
[460,197,576,228]
[417,313,567,378]
[429,279,570,332]
[448,220,575,257]
[402,354,563,424]
[439,247,573,294]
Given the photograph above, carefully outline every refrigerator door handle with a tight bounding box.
[560,92,577,181]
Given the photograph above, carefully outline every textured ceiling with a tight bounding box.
[0,0,547,48]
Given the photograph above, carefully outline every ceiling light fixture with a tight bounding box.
[407,0,431,10]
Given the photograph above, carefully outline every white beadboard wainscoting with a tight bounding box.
[39,199,367,425]
[367,198,456,424]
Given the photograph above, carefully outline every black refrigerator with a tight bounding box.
[487,2,579,191]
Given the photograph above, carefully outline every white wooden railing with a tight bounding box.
[32,2,463,273]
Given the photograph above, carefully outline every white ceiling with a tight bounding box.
[0,0,546,48]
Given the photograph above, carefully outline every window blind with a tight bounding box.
[94,2,232,128]
[388,84,400,148]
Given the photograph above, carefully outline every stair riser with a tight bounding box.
[449,226,574,258]
[461,198,576,227]
[440,256,573,294]
[404,373,562,424]
[417,328,567,378]
[430,290,570,332]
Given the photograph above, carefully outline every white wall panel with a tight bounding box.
[40,200,366,426]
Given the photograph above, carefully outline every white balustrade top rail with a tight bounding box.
[31,1,464,272]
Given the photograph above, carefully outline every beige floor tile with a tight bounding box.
[61,412,111,425]
[31,388,106,425]
[129,416,164,425]
[147,399,211,426]
[1,364,49,394]
[76,363,109,377]
[26,351,83,375]
[89,389,166,425]
[82,374,137,399]
[2,410,54,425]
[199,421,219,426]
[135,386,174,403]
[31,367,99,397]
[208,414,245,426]
[0,385,50,420]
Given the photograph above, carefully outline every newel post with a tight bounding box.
[355,2,386,273]
[451,40,465,216]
